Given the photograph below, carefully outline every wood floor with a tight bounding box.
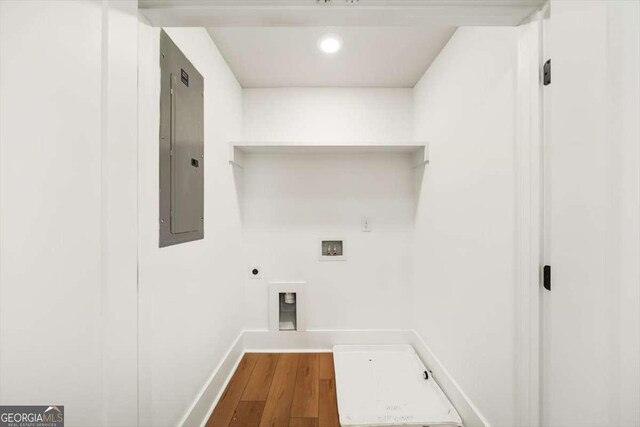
[206,353,340,427]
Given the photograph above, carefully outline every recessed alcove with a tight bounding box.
[5,1,637,427]
[230,141,428,228]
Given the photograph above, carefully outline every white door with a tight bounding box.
[542,1,640,426]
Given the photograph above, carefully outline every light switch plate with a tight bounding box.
[361,217,372,232]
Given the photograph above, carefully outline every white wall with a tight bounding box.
[0,1,138,426]
[241,88,415,331]
[137,24,245,426]
[0,1,102,422]
[242,153,415,330]
[411,27,519,427]
[544,1,640,426]
[243,88,413,143]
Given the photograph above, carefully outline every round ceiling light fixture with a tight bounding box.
[318,34,343,54]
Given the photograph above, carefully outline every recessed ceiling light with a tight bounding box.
[318,34,343,54]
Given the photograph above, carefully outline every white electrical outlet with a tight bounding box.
[361,217,372,232]
[248,266,262,279]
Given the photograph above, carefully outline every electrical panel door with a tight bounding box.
[159,30,204,247]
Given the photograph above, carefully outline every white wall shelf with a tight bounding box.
[229,141,429,169]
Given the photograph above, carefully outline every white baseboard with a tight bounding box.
[178,331,245,427]
[243,329,416,352]
[179,329,488,427]
[409,330,490,427]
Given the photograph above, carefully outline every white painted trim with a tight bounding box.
[139,0,545,28]
[409,331,491,427]
[179,329,488,427]
[101,1,139,425]
[514,9,544,427]
[178,332,245,427]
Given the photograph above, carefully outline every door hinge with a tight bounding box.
[543,59,551,86]
[543,265,551,291]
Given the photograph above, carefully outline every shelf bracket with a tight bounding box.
[412,144,429,168]
[229,144,245,168]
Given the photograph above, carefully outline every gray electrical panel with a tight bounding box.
[159,30,204,247]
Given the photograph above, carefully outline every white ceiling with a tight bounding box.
[207,26,457,88]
